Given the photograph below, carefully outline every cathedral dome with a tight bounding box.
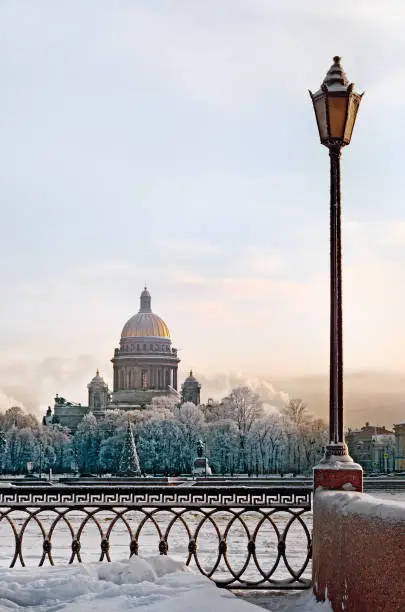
[87,370,108,390]
[121,287,170,339]
[184,370,198,383]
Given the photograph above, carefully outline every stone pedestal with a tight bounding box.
[313,443,363,492]
[192,456,212,476]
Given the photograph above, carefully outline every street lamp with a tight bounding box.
[310,57,363,457]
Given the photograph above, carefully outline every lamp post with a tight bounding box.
[310,56,363,459]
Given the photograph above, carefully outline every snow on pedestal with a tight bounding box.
[118,421,141,475]
[313,444,363,492]
[313,491,405,611]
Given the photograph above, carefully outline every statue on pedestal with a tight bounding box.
[192,439,212,476]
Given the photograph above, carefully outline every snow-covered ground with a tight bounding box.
[0,556,331,612]
[0,491,402,611]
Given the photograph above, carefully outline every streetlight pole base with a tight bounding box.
[313,443,363,492]
[324,442,350,460]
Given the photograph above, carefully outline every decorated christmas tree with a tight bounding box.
[118,421,141,475]
[0,429,7,473]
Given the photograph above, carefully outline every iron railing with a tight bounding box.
[0,485,312,589]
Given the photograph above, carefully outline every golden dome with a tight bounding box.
[121,312,170,338]
[121,287,170,338]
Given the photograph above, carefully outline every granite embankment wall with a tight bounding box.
[313,490,405,612]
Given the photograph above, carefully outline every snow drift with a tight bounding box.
[0,554,333,612]
[0,556,258,612]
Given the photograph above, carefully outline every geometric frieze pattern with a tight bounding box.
[0,485,312,508]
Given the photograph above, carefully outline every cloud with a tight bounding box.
[344,220,405,250]
[80,0,405,114]
[0,390,24,413]
[193,370,290,408]
[244,247,284,277]
[0,355,99,417]
[274,370,405,427]
[6,213,405,377]
[4,356,404,431]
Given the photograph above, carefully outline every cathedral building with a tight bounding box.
[111,287,180,408]
[44,287,201,431]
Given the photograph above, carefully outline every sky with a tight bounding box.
[1,1,405,424]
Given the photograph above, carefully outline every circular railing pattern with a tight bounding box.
[0,486,312,589]
[0,505,311,589]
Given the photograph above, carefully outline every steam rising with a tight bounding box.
[0,357,404,428]
[0,355,98,416]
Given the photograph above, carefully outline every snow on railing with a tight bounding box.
[0,484,312,590]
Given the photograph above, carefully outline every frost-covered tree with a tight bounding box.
[250,414,284,474]
[206,419,238,475]
[4,426,36,474]
[50,425,72,472]
[0,406,39,431]
[35,425,72,474]
[0,384,327,476]
[74,413,99,473]
[282,399,309,426]
[149,396,178,413]
[224,387,263,472]
[98,410,127,439]
[99,434,124,473]
[173,403,205,471]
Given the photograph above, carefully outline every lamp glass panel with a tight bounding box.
[328,95,348,140]
[313,94,328,142]
[344,93,361,144]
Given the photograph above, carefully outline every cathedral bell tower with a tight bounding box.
[87,370,109,415]
[181,370,201,405]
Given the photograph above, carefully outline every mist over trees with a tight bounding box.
[0,388,327,476]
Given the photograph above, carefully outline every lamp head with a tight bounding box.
[309,56,363,148]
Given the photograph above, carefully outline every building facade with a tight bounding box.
[394,422,405,472]
[347,422,395,473]
[50,395,89,431]
[44,287,201,431]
